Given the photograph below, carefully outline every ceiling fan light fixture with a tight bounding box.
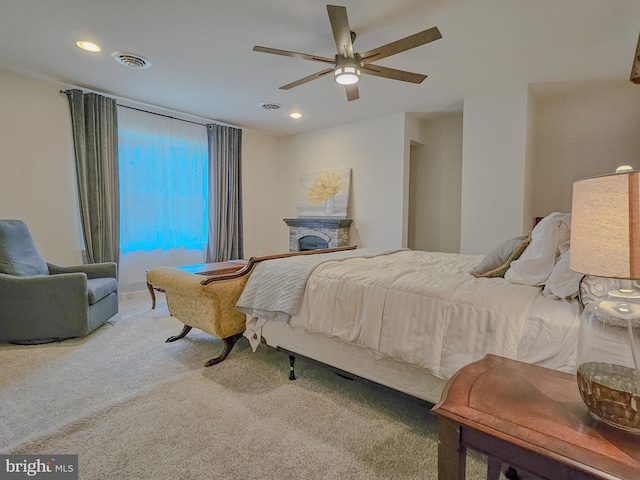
[334,57,361,85]
[334,65,360,85]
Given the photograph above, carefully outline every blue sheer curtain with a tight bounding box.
[117,106,208,293]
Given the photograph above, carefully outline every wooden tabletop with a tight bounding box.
[432,355,640,480]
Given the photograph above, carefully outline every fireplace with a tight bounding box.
[284,218,352,252]
[298,235,329,251]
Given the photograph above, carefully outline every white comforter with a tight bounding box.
[288,250,543,379]
[236,248,401,322]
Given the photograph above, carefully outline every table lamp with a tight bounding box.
[570,166,640,433]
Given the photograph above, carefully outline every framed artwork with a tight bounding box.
[297,168,351,217]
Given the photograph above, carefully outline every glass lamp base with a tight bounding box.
[577,362,640,434]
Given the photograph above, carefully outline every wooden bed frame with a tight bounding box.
[201,245,357,285]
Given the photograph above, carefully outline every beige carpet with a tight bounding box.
[1,295,496,479]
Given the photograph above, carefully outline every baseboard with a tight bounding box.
[118,290,148,301]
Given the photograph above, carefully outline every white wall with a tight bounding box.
[408,114,463,253]
[242,129,281,257]
[460,90,528,254]
[522,89,537,232]
[0,70,83,265]
[0,69,281,273]
[529,80,640,217]
[277,114,406,250]
[403,114,427,247]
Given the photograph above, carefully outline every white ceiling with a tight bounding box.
[1,0,639,137]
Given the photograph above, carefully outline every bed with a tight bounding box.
[235,212,584,404]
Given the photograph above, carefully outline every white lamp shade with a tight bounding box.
[570,170,640,278]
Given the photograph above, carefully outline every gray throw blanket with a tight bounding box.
[236,248,401,323]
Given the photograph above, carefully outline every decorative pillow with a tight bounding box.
[579,276,640,307]
[470,234,531,278]
[542,248,584,299]
[504,212,571,286]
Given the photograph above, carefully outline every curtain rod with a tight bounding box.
[59,88,239,129]
[116,104,206,127]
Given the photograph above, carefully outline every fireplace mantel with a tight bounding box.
[283,218,352,229]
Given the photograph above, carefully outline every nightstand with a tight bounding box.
[431,355,640,480]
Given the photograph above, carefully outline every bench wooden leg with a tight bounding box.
[166,325,192,343]
[204,333,242,367]
[147,282,157,309]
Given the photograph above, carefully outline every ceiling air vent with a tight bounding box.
[259,102,281,111]
[112,52,152,69]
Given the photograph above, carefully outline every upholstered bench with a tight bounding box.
[146,246,356,366]
[146,266,251,366]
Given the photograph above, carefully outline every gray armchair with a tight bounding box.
[0,219,118,344]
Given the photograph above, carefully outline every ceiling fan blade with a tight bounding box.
[253,45,334,64]
[327,5,354,58]
[362,64,427,84]
[345,84,359,101]
[360,26,442,64]
[279,68,334,90]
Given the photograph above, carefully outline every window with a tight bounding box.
[117,106,208,292]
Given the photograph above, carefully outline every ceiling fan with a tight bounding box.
[253,5,442,101]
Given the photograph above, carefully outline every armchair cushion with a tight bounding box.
[0,220,49,277]
[87,277,118,305]
[48,262,117,280]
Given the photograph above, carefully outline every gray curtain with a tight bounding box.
[64,89,120,265]
[206,124,243,262]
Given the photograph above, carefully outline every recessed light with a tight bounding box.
[289,112,303,119]
[76,41,101,52]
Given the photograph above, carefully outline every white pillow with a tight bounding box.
[542,248,583,299]
[504,212,571,286]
